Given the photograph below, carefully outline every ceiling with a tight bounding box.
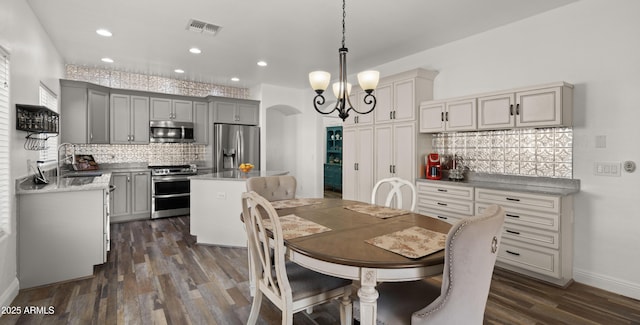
[26,0,579,90]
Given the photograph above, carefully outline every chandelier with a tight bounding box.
[309,0,379,121]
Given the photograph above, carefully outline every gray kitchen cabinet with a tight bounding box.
[212,98,259,125]
[193,101,208,144]
[150,97,193,122]
[17,188,107,288]
[110,94,150,144]
[60,80,110,144]
[110,171,151,222]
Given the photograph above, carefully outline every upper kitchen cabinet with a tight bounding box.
[150,97,193,122]
[211,98,259,125]
[476,82,574,130]
[374,69,438,124]
[343,91,374,126]
[60,80,110,144]
[419,98,477,133]
[193,101,208,144]
[110,93,149,144]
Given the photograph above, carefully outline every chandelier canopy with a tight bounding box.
[309,0,379,121]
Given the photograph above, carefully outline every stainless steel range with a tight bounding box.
[149,164,197,219]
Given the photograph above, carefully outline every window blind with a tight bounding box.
[0,46,10,236]
[38,83,58,163]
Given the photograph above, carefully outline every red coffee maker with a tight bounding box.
[426,153,442,180]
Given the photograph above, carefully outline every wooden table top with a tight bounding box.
[276,198,452,269]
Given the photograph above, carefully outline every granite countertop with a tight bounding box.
[16,172,112,195]
[190,170,289,181]
[416,172,580,196]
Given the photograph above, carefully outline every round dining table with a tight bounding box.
[274,198,452,325]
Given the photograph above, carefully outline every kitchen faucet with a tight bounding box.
[57,142,74,176]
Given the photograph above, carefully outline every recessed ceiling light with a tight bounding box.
[231,77,240,82]
[101,57,114,63]
[257,61,267,67]
[174,69,185,74]
[96,29,112,37]
[189,47,202,54]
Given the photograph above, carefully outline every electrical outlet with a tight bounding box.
[216,192,226,199]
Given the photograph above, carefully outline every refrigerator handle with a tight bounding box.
[237,128,244,166]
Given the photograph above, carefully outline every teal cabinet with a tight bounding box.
[324,126,342,191]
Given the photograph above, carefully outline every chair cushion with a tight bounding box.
[285,261,352,301]
[246,176,296,202]
[353,279,441,325]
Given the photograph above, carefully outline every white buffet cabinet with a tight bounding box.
[190,170,288,247]
[16,174,111,288]
[416,178,577,287]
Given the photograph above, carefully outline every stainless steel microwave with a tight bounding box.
[149,121,195,143]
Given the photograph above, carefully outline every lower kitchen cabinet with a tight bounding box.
[416,181,475,225]
[110,171,151,222]
[17,189,107,288]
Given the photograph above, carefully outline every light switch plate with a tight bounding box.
[594,162,621,177]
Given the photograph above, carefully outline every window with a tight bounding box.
[0,46,10,237]
[38,83,58,163]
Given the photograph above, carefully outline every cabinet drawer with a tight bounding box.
[417,195,474,216]
[416,182,474,200]
[416,207,466,225]
[498,239,560,279]
[476,202,559,232]
[502,224,559,249]
[475,188,560,214]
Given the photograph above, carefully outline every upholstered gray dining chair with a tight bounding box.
[242,191,353,325]
[371,177,417,211]
[246,175,296,201]
[354,204,506,325]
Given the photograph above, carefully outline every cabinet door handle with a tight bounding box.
[506,250,520,256]
[506,197,521,202]
[437,202,447,206]
[445,111,449,121]
[137,172,146,175]
[441,112,444,121]
[390,111,393,120]
[506,229,521,235]
[509,104,514,116]
[393,165,396,173]
[131,135,134,141]
[437,188,448,192]
[90,133,93,141]
[127,176,130,182]
[516,103,520,115]
[506,213,520,218]
[393,111,396,119]
[437,215,448,220]
[390,165,393,173]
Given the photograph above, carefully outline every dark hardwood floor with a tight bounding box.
[2,216,639,325]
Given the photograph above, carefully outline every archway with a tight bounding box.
[265,104,301,177]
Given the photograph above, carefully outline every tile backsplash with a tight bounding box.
[65,65,249,99]
[432,128,573,178]
[71,143,207,166]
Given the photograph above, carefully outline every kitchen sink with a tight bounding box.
[61,171,103,178]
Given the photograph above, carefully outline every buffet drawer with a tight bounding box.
[475,188,561,214]
[416,182,474,200]
[417,195,474,216]
[417,207,467,225]
[497,239,560,279]
[476,202,559,232]
[502,224,559,249]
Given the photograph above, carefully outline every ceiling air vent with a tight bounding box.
[186,19,221,36]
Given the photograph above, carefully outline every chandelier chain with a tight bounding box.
[342,0,346,48]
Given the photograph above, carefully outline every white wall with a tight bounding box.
[0,0,65,306]
[258,84,324,198]
[371,0,640,299]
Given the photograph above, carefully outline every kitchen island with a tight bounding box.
[190,170,288,246]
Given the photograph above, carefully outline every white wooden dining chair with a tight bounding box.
[353,204,506,324]
[241,191,353,325]
[371,177,417,211]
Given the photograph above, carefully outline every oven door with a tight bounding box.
[151,175,190,218]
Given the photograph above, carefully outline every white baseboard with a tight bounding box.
[574,268,640,300]
[0,277,19,308]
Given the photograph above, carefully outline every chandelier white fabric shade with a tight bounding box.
[308,0,379,121]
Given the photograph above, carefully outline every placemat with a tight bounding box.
[344,204,410,219]
[365,226,447,259]
[261,214,331,240]
[270,198,323,210]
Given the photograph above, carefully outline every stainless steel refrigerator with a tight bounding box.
[213,123,260,172]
